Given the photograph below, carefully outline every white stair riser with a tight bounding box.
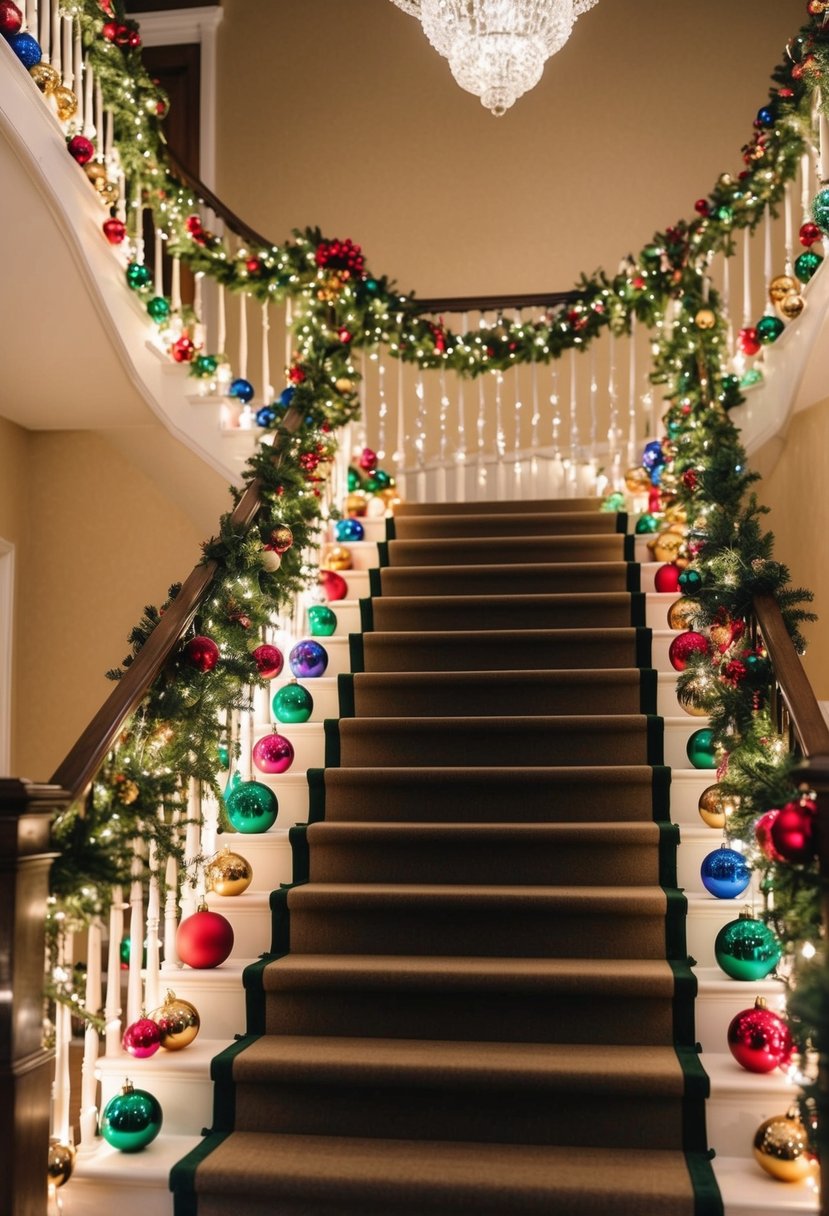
[218,832,295,891]
[159,972,248,1042]
[97,1065,214,1138]
[695,980,788,1055]
[670,770,719,822]
[324,540,380,570]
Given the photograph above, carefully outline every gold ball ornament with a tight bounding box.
[694,309,717,330]
[652,530,685,563]
[268,524,294,554]
[53,85,78,122]
[148,990,200,1051]
[667,598,696,630]
[206,847,252,897]
[624,466,651,493]
[335,377,356,394]
[664,504,688,525]
[698,783,729,830]
[676,681,712,717]
[30,63,61,95]
[47,1140,76,1189]
[778,293,806,321]
[768,274,797,305]
[753,1106,818,1183]
[322,545,352,571]
[378,488,402,510]
[344,492,368,517]
[115,777,140,805]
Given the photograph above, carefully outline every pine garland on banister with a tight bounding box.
[10,0,825,1081]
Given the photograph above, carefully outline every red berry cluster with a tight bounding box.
[315,238,365,277]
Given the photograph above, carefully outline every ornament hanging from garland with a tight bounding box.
[727,997,794,1074]
[769,796,816,863]
[755,809,786,862]
[714,909,782,981]
[176,905,234,970]
[668,631,710,671]
[100,1081,163,1152]
[224,778,278,833]
[737,326,762,356]
[768,274,797,304]
[268,524,294,554]
[67,135,95,166]
[667,598,696,631]
[185,635,220,672]
[252,643,284,680]
[103,217,127,245]
[756,313,785,344]
[0,2,23,36]
[126,261,151,290]
[794,249,822,282]
[753,1106,817,1182]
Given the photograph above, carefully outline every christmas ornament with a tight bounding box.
[147,296,170,323]
[320,570,348,601]
[261,547,282,572]
[345,492,368,516]
[185,635,219,672]
[694,308,717,330]
[715,910,782,980]
[641,440,666,472]
[100,1081,163,1152]
[53,84,78,122]
[176,906,234,969]
[47,1140,76,1188]
[769,796,817,863]
[252,731,295,774]
[677,568,703,596]
[359,447,378,471]
[799,220,823,247]
[686,728,718,769]
[122,1016,162,1058]
[268,524,294,554]
[289,640,329,678]
[252,643,284,680]
[8,30,40,67]
[794,250,822,282]
[224,779,278,833]
[755,809,785,862]
[171,336,195,363]
[654,564,681,593]
[323,545,352,571]
[67,135,94,166]
[743,652,771,686]
[778,292,805,321]
[676,680,711,717]
[709,616,745,652]
[103,217,127,245]
[756,314,785,344]
[652,530,684,563]
[193,354,218,377]
[812,186,829,233]
[126,261,151,291]
[700,846,751,899]
[698,784,729,829]
[753,1106,817,1182]
[737,326,761,357]
[768,274,797,304]
[634,513,660,535]
[119,936,147,969]
[0,1,22,35]
[228,377,254,404]
[727,997,794,1073]
[347,467,362,492]
[669,631,710,671]
[29,62,60,93]
[272,679,314,724]
[307,604,337,637]
[206,847,252,897]
[335,518,365,543]
[667,598,696,630]
[624,466,651,493]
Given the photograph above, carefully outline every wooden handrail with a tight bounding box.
[50,406,304,803]
[753,592,829,758]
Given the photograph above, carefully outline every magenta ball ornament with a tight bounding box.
[727,997,794,1074]
[669,630,710,671]
[185,635,219,672]
[122,1017,161,1059]
[252,731,295,774]
[769,797,817,863]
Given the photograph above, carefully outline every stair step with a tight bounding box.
[367,591,642,630]
[703,1052,803,1158]
[375,560,633,596]
[395,496,603,515]
[357,626,647,671]
[385,533,627,566]
[390,510,621,539]
[62,1134,203,1216]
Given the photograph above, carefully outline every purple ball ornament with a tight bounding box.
[289,639,329,678]
[122,1016,162,1059]
[252,731,295,774]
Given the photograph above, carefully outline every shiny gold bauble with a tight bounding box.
[98,181,119,206]
[30,63,61,95]
[148,990,200,1051]
[53,85,78,122]
[115,777,140,805]
[753,1106,817,1183]
[667,598,696,630]
[709,619,738,651]
[335,377,356,394]
[206,847,252,897]
[47,1140,76,1189]
[624,466,651,493]
[652,530,685,563]
[378,488,402,510]
[322,545,352,571]
[778,293,805,321]
[344,492,368,517]
[676,682,712,717]
[694,308,717,330]
[268,524,294,554]
[85,161,108,187]
[664,504,687,525]
[768,274,797,304]
[698,783,728,830]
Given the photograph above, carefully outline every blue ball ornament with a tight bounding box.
[279,387,295,408]
[8,31,42,68]
[756,107,774,128]
[641,440,666,472]
[255,405,277,427]
[335,518,365,543]
[289,639,328,678]
[228,377,254,404]
[700,846,751,899]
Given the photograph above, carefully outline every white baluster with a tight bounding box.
[819,90,829,184]
[414,372,427,502]
[162,854,180,972]
[50,6,61,75]
[51,927,74,1147]
[393,357,407,499]
[218,284,227,355]
[62,14,72,92]
[722,250,734,361]
[180,780,202,922]
[784,182,794,274]
[104,884,124,1055]
[193,272,205,351]
[588,344,598,473]
[437,367,449,503]
[261,301,272,403]
[73,17,84,130]
[607,329,620,489]
[239,292,248,378]
[626,314,637,466]
[133,180,144,264]
[530,358,540,497]
[171,256,182,314]
[475,374,487,498]
[38,0,50,64]
[78,917,102,1149]
[153,224,163,297]
[144,835,161,1013]
[763,202,773,311]
[377,354,388,461]
[127,843,144,1027]
[567,347,579,496]
[83,50,95,140]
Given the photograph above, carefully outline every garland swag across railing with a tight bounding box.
[4,0,829,1162]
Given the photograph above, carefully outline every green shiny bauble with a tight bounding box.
[812,186,829,233]
[601,491,626,513]
[194,354,219,377]
[217,743,229,770]
[716,205,733,225]
[686,727,718,769]
[224,779,278,833]
[307,604,337,637]
[147,296,170,323]
[347,467,362,492]
[715,913,782,981]
[272,679,314,724]
[740,367,764,389]
[635,514,660,535]
[795,250,822,283]
[100,1082,162,1152]
[125,261,151,291]
[677,568,703,597]
[756,314,785,345]
[370,469,393,490]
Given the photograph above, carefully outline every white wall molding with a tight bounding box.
[0,538,15,777]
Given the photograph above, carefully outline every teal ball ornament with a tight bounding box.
[307,604,337,637]
[812,186,829,233]
[126,261,151,291]
[100,1081,162,1152]
[715,912,782,981]
[687,727,718,769]
[756,314,785,345]
[272,679,314,724]
[147,296,170,323]
[224,779,278,833]
[677,568,703,597]
[794,250,822,283]
[335,518,365,543]
[635,514,660,535]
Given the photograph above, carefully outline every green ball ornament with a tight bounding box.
[756,314,785,345]
[686,728,718,769]
[740,367,764,389]
[677,568,703,597]
[100,1081,162,1152]
[744,653,771,687]
[224,779,278,833]
[370,469,393,490]
[347,467,362,492]
[307,604,337,637]
[795,250,822,283]
[147,296,170,323]
[194,354,219,377]
[272,679,314,724]
[635,514,660,535]
[716,205,733,225]
[125,261,151,291]
[812,186,829,233]
[217,743,230,770]
[715,912,782,981]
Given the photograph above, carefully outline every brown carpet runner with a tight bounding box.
[172,499,722,1216]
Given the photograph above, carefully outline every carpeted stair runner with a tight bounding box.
[172,498,721,1216]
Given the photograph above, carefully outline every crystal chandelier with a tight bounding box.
[389,0,599,116]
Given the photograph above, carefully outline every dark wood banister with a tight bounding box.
[50,406,304,803]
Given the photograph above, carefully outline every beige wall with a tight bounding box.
[0,416,31,773]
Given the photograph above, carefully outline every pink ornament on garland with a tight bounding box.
[770,796,817,863]
[67,135,95,165]
[755,809,785,862]
[184,635,219,673]
[103,217,126,245]
[252,643,284,680]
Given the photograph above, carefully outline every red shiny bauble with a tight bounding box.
[102,217,126,245]
[245,257,262,275]
[738,326,761,357]
[0,1,23,35]
[337,327,353,344]
[185,214,203,235]
[694,198,710,216]
[101,19,118,40]
[320,569,348,601]
[359,447,378,472]
[668,630,710,671]
[770,797,817,863]
[177,908,234,969]
[252,731,294,774]
[755,809,785,861]
[682,469,699,491]
[185,635,219,672]
[171,336,195,363]
[68,135,95,166]
[800,221,823,247]
[252,643,284,680]
[122,1016,161,1059]
[288,365,306,384]
[114,23,131,46]
[655,564,682,594]
[727,998,794,1073]
[128,30,141,47]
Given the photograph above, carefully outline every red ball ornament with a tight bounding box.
[359,447,378,472]
[694,198,710,217]
[122,1016,161,1059]
[176,906,234,969]
[0,1,23,35]
[102,217,126,245]
[101,19,118,40]
[668,630,710,671]
[185,635,219,672]
[245,257,262,275]
[654,563,682,593]
[114,23,131,46]
[770,797,817,863]
[288,365,306,384]
[800,221,823,247]
[755,809,785,862]
[738,326,761,357]
[320,569,348,601]
[252,643,284,680]
[681,469,699,491]
[185,214,203,235]
[727,997,794,1074]
[337,327,353,344]
[68,135,95,166]
[171,336,195,363]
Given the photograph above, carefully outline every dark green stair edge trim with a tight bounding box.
[669,958,698,1048]
[385,516,397,541]
[677,1044,712,1157]
[209,1034,261,1133]
[359,597,374,632]
[269,884,304,955]
[614,511,629,534]
[324,718,341,768]
[686,1151,725,1216]
[369,567,383,597]
[623,533,635,561]
[647,714,664,765]
[639,667,657,713]
[626,561,641,592]
[635,626,652,668]
[307,768,326,823]
[630,591,646,626]
[243,953,286,1035]
[338,673,356,719]
[665,886,688,961]
[657,821,679,889]
[289,823,310,884]
[652,764,671,822]
[348,633,365,673]
[170,1131,230,1216]
[377,540,390,567]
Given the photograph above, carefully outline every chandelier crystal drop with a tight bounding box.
[390,0,600,116]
